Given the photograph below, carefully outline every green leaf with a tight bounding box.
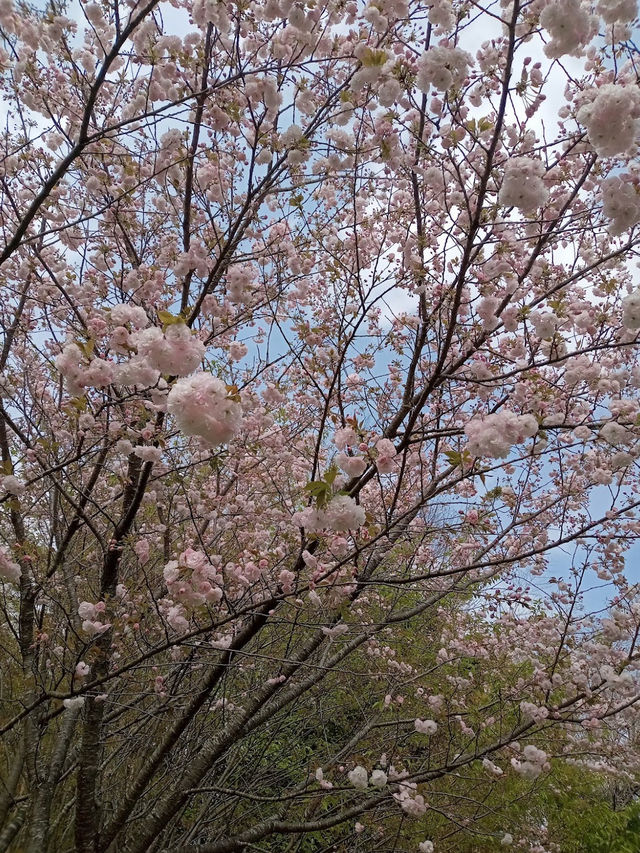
[444,450,462,467]
[323,464,339,486]
[225,383,241,403]
[360,47,387,67]
[304,479,332,508]
[157,310,184,328]
[75,338,94,359]
[484,486,503,500]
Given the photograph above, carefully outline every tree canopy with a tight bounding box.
[2,0,640,850]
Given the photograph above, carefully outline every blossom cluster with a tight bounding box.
[166,373,242,446]
[163,548,223,607]
[511,745,549,780]
[577,83,640,158]
[599,419,634,446]
[465,411,539,459]
[226,264,256,303]
[57,316,209,412]
[601,176,640,235]
[292,494,366,532]
[416,45,472,93]
[110,303,149,328]
[56,343,116,396]
[334,428,396,475]
[159,599,190,635]
[529,310,557,340]
[498,157,548,213]
[0,546,20,584]
[482,758,504,776]
[1,474,24,495]
[78,601,111,636]
[394,781,428,817]
[347,765,388,789]
[597,0,638,24]
[520,701,550,723]
[540,0,598,59]
[414,718,438,734]
[133,324,204,376]
[622,289,640,330]
[335,451,367,477]
[539,0,638,59]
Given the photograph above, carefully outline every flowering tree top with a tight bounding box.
[2,0,640,850]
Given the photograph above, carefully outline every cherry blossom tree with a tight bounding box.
[2,0,640,850]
